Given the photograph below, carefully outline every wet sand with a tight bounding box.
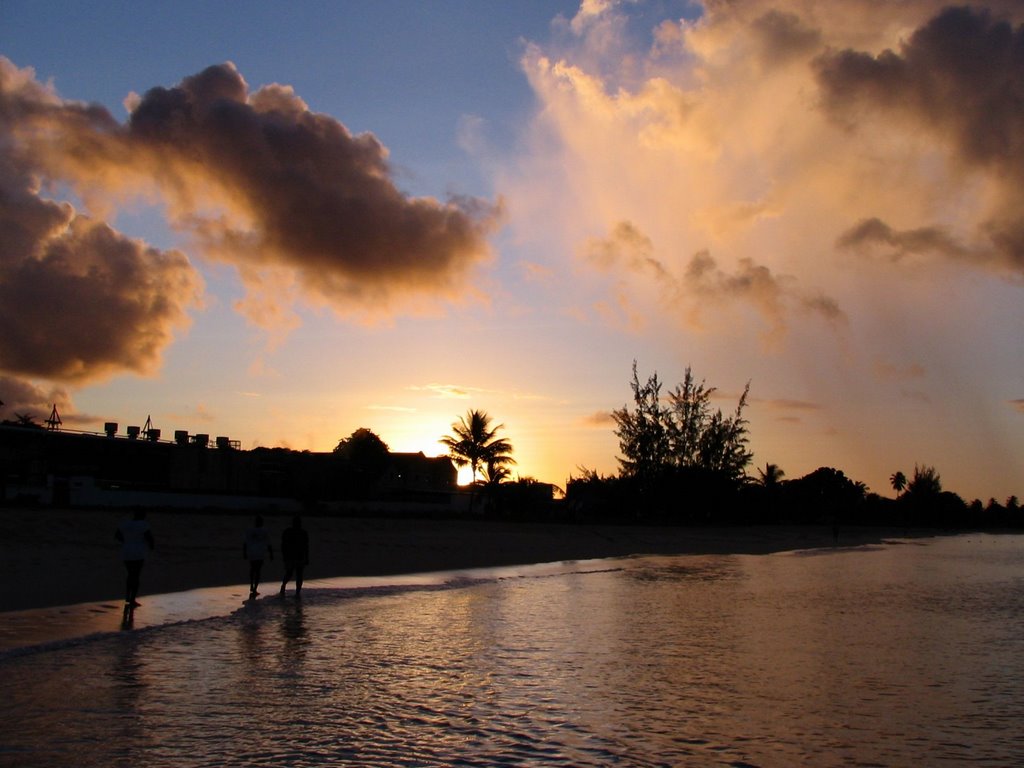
[0,506,914,613]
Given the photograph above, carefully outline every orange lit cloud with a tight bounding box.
[582,221,845,343]
[0,62,202,385]
[0,375,91,426]
[583,410,616,427]
[501,0,1023,498]
[125,64,498,314]
[513,1,1024,341]
[409,383,479,399]
[0,58,498,353]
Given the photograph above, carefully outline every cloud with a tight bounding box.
[0,375,86,425]
[901,389,931,404]
[409,383,480,399]
[127,64,499,309]
[520,261,556,282]
[815,6,1024,274]
[0,58,499,349]
[582,221,845,341]
[514,1,1024,340]
[0,71,203,383]
[0,378,107,428]
[583,410,615,427]
[0,208,201,382]
[836,218,976,265]
[755,397,821,411]
[874,360,926,381]
[685,250,846,337]
[750,10,823,68]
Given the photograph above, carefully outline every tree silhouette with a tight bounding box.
[907,465,942,497]
[890,471,907,497]
[758,463,785,488]
[482,457,512,486]
[441,410,515,485]
[613,361,752,484]
[334,428,391,495]
[334,428,390,469]
[611,363,671,483]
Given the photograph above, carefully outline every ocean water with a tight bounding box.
[1,534,1023,767]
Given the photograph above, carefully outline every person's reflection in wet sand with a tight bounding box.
[278,602,309,682]
[111,635,147,740]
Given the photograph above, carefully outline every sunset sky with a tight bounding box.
[1,0,1021,500]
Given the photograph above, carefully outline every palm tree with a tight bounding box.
[482,457,512,487]
[890,471,907,497]
[441,409,515,485]
[758,463,785,488]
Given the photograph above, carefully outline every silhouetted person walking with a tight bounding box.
[115,509,155,608]
[243,515,273,598]
[279,515,310,598]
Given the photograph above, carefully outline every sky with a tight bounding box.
[1,0,1021,501]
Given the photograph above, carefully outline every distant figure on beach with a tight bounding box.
[115,509,155,608]
[280,515,310,598]
[243,515,274,598]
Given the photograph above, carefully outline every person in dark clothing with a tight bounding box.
[279,515,310,598]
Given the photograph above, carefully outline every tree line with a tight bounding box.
[558,361,1021,529]
[331,360,1022,527]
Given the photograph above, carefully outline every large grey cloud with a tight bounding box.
[0,57,497,393]
[0,58,495,335]
[0,64,202,383]
[816,6,1024,273]
[123,63,498,302]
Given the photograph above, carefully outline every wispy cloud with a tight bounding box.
[874,361,927,381]
[520,261,555,282]
[582,220,845,344]
[163,403,217,424]
[901,389,932,404]
[753,397,822,425]
[583,410,615,427]
[409,383,482,399]
[754,398,822,412]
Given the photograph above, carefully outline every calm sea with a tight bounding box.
[1,534,1022,767]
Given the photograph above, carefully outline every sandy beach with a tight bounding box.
[0,506,914,613]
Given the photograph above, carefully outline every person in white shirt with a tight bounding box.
[115,510,155,607]
[243,515,274,597]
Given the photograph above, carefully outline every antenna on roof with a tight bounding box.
[142,414,160,441]
[45,404,62,431]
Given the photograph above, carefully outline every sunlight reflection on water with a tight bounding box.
[1,535,1023,766]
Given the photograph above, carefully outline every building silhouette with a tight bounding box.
[0,420,458,513]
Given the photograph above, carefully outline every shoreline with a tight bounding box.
[1,506,930,613]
